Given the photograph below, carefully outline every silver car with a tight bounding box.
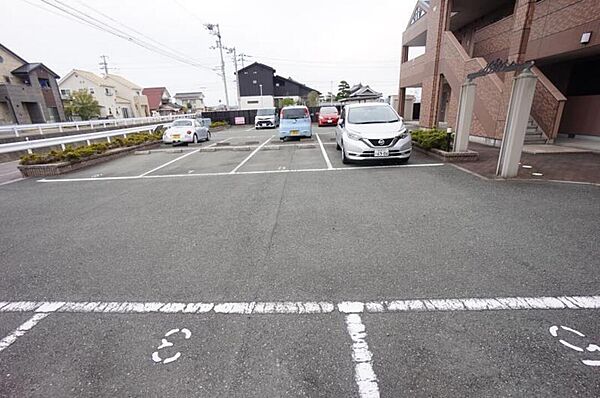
[335,103,411,164]
[162,118,210,145]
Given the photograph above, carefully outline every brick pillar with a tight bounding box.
[425,0,452,129]
[498,0,536,137]
[398,87,406,117]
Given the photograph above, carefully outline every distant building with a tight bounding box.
[0,43,65,125]
[142,87,181,116]
[237,62,319,109]
[59,70,149,118]
[340,84,383,104]
[173,92,206,112]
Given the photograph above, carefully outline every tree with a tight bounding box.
[281,97,295,107]
[336,80,351,100]
[64,90,101,120]
[307,91,320,107]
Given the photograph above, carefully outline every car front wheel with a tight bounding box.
[341,142,350,164]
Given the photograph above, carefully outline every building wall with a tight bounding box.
[239,65,275,96]
[59,73,117,117]
[240,95,274,110]
[0,47,23,84]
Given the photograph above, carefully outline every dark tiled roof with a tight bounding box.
[12,62,60,78]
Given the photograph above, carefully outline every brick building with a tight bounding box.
[399,0,600,145]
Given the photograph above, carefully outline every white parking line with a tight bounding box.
[345,314,380,398]
[138,138,231,177]
[245,126,256,131]
[38,163,446,183]
[315,133,333,169]
[0,313,48,353]
[229,135,274,174]
[0,295,598,314]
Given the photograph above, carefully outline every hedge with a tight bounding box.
[411,129,453,151]
[210,121,228,128]
[20,130,163,165]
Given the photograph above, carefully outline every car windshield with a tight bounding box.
[347,106,399,124]
[172,120,193,126]
[320,107,338,115]
[282,108,307,119]
[256,108,275,116]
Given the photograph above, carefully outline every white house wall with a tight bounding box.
[240,95,274,110]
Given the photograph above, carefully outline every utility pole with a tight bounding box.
[330,80,333,104]
[99,55,109,75]
[238,53,250,69]
[224,46,241,108]
[205,23,229,109]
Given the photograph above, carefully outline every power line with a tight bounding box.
[38,0,215,72]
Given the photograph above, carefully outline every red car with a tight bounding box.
[318,106,339,127]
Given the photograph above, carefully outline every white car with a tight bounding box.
[162,119,210,145]
[335,103,411,164]
[255,107,279,129]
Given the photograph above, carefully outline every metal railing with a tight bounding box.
[0,113,200,138]
[0,123,166,154]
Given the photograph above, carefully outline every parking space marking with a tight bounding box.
[137,138,232,177]
[345,314,380,398]
[315,133,333,169]
[229,135,274,174]
[38,163,445,183]
[0,295,599,315]
[0,313,49,353]
[244,126,256,131]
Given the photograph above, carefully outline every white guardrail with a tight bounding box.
[0,123,166,154]
[0,113,200,137]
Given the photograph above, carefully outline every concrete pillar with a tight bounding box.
[454,80,476,152]
[496,68,537,178]
[398,88,406,117]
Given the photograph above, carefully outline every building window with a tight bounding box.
[38,78,51,88]
[89,87,95,94]
[60,89,71,97]
[244,71,248,75]
[275,83,280,87]
[252,80,257,84]
[253,71,257,74]
[105,88,113,96]
[247,100,259,104]
[0,55,3,63]
[3,76,9,83]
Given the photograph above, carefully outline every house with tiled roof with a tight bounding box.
[142,87,181,115]
[0,43,66,124]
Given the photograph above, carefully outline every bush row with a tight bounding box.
[411,129,453,151]
[210,121,229,128]
[20,131,163,165]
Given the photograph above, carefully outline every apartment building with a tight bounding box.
[0,43,65,125]
[398,0,600,145]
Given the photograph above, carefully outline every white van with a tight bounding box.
[254,107,279,129]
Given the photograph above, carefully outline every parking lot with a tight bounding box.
[1,124,599,397]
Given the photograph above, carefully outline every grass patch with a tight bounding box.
[20,130,163,165]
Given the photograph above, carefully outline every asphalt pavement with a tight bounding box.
[0,125,598,397]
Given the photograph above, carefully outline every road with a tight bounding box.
[0,125,599,397]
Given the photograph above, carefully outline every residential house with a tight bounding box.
[142,87,181,116]
[104,74,150,118]
[174,92,206,112]
[59,69,150,119]
[340,83,383,103]
[237,62,319,109]
[399,0,600,145]
[0,43,65,125]
[59,69,118,118]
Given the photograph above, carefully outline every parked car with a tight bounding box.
[278,106,312,140]
[255,107,279,129]
[335,103,410,164]
[162,118,210,145]
[318,106,339,127]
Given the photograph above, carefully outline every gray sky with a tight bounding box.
[3,0,416,106]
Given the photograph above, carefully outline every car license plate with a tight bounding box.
[327,119,332,123]
[172,134,180,139]
[374,149,389,157]
[290,130,299,135]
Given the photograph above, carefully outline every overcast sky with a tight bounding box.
[3,0,416,106]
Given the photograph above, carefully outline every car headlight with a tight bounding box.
[397,128,409,140]
[346,131,362,141]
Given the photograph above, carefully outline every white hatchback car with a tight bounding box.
[335,103,411,164]
[162,118,210,145]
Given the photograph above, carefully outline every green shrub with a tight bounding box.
[210,121,228,128]
[19,131,159,165]
[411,129,453,151]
